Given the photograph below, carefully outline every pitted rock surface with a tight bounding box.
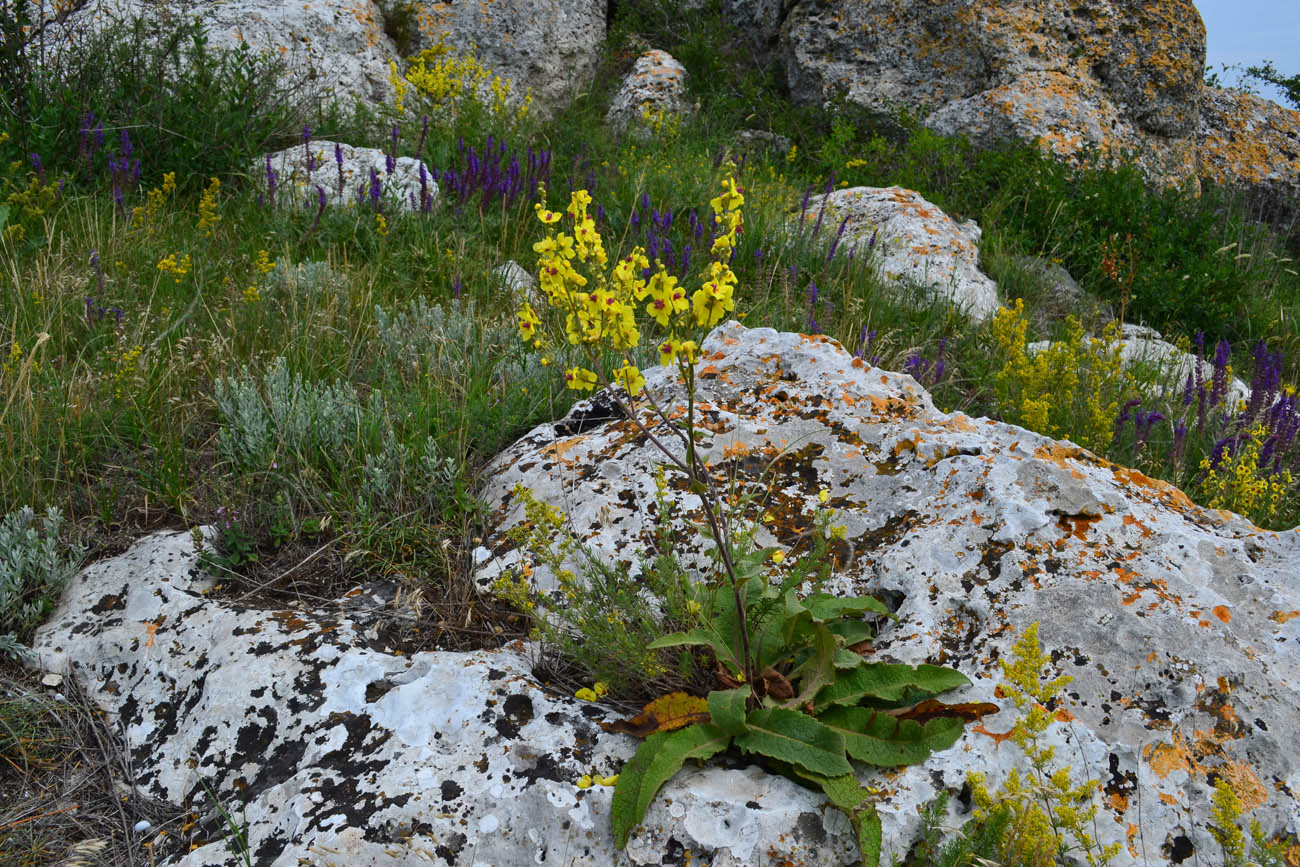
[33,531,857,866]
[803,186,1000,322]
[51,0,398,104]
[479,321,1300,862]
[258,140,437,212]
[607,50,693,136]
[781,0,1205,187]
[411,0,606,121]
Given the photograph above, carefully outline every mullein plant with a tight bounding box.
[514,174,972,865]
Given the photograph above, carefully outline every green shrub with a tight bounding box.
[0,506,84,659]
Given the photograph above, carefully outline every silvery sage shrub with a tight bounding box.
[0,506,84,659]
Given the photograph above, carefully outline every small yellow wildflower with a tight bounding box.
[375,213,389,237]
[770,550,785,564]
[818,488,830,504]
[197,177,220,237]
[564,367,598,392]
[575,774,594,789]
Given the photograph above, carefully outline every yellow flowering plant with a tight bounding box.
[513,174,972,864]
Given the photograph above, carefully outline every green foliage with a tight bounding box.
[0,507,84,659]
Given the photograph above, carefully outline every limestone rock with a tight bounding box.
[607,50,693,136]
[478,321,1300,862]
[412,0,606,121]
[53,0,398,105]
[258,140,437,212]
[1197,85,1300,232]
[31,530,856,866]
[802,186,1000,322]
[1028,323,1251,409]
[781,0,1205,187]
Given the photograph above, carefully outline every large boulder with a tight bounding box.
[1197,85,1300,233]
[31,531,859,866]
[50,0,399,105]
[802,186,1001,322]
[781,0,1206,187]
[258,140,437,212]
[411,0,606,120]
[477,322,1300,861]
[606,50,692,136]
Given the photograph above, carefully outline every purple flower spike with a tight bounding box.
[30,153,45,186]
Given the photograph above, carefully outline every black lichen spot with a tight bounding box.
[495,694,535,739]
[435,832,467,864]
[487,668,507,681]
[661,837,689,866]
[441,780,464,801]
[745,800,760,809]
[92,593,126,613]
[1164,834,1195,862]
[553,391,627,436]
[365,679,396,703]
[795,811,828,846]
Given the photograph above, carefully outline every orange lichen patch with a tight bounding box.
[145,620,160,648]
[1121,514,1154,538]
[1158,792,1180,805]
[721,441,750,459]
[1054,707,1075,723]
[1271,610,1300,624]
[1218,761,1269,811]
[1121,590,1143,606]
[1145,737,1194,779]
[1111,565,1140,584]
[542,437,583,462]
[1057,513,1100,540]
[1212,605,1231,624]
[1109,464,1197,510]
[972,723,1016,748]
[1108,791,1129,812]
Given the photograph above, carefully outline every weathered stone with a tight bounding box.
[1013,255,1113,334]
[32,530,856,865]
[412,0,606,120]
[802,186,1000,322]
[1197,85,1300,233]
[1028,323,1251,409]
[258,140,437,212]
[478,321,1300,862]
[607,50,693,136]
[53,0,399,105]
[781,0,1205,187]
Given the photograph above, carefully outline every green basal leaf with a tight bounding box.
[828,619,876,647]
[647,625,742,673]
[814,663,972,711]
[785,623,838,705]
[833,647,868,669]
[789,768,883,867]
[735,708,852,777]
[611,723,731,849]
[819,705,965,766]
[707,687,751,736]
[804,592,892,622]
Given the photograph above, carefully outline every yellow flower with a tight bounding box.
[534,202,562,224]
[613,363,645,396]
[575,688,598,702]
[593,681,609,697]
[564,367,598,391]
[657,337,679,366]
[596,774,619,787]
[645,268,687,327]
[678,340,699,363]
[517,303,542,343]
[818,488,830,503]
[770,550,785,564]
[576,774,594,789]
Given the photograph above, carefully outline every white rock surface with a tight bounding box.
[32,530,856,866]
[258,140,437,212]
[53,0,398,105]
[607,50,692,136]
[1029,323,1251,409]
[802,186,1000,322]
[412,0,606,120]
[478,321,1300,862]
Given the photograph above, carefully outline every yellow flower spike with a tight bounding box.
[576,774,594,789]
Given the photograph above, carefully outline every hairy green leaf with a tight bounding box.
[791,768,883,867]
[735,708,852,777]
[611,724,731,848]
[804,592,892,622]
[819,705,965,766]
[707,687,750,736]
[815,663,971,710]
[648,625,742,674]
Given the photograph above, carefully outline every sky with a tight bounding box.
[1195,0,1299,104]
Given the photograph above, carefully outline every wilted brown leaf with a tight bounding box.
[889,699,999,724]
[600,692,710,738]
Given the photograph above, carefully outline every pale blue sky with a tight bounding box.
[1196,0,1298,103]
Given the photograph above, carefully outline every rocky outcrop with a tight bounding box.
[52,0,399,105]
[412,0,606,120]
[802,186,1000,322]
[33,323,1300,863]
[782,0,1206,187]
[259,140,437,212]
[606,50,692,136]
[1198,85,1300,231]
[477,322,1300,862]
[32,531,857,866]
